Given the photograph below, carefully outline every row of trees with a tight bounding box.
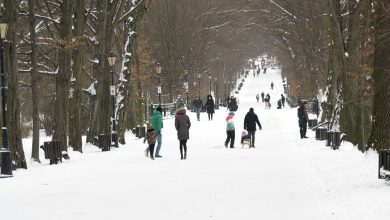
[0,0,389,171]
[142,0,389,151]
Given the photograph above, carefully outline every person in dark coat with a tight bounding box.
[270,82,274,90]
[192,96,203,121]
[228,96,238,111]
[297,102,309,139]
[277,99,282,109]
[281,94,286,107]
[175,108,191,159]
[261,92,265,102]
[204,95,215,121]
[244,108,262,148]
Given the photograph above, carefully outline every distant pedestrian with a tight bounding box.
[244,108,262,148]
[175,95,184,109]
[204,95,215,121]
[270,82,274,90]
[263,67,267,74]
[277,100,282,109]
[256,93,260,103]
[192,96,203,121]
[228,96,238,111]
[224,111,235,148]
[175,108,191,160]
[261,92,265,102]
[297,102,309,139]
[144,124,157,160]
[281,94,286,107]
[150,107,163,157]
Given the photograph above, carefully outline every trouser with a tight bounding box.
[195,108,201,120]
[248,130,256,147]
[179,140,187,158]
[299,123,307,138]
[155,132,162,156]
[208,113,213,120]
[225,130,235,148]
[148,144,155,158]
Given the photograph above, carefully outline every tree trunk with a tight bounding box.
[28,0,40,162]
[4,0,27,169]
[69,0,85,152]
[53,0,72,153]
[368,0,390,150]
[86,0,112,144]
[117,1,149,144]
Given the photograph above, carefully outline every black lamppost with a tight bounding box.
[108,51,118,148]
[208,74,212,95]
[156,63,162,106]
[214,76,218,105]
[197,73,201,97]
[0,15,12,177]
[184,69,189,106]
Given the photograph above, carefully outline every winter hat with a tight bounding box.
[249,107,254,112]
[228,111,235,116]
[156,106,163,113]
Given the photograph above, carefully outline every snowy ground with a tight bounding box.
[1,68,390,220]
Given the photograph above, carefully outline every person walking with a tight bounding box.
[204,95,215,121]
[228,96,238,111]
[150,106,163,157]
[224,111,235,148]
[261,92,265,102]
[270,82,274,90]
[192,96,203,121]
[297,102,309,139]
[281,94,286,107]
[143,124,157,160]
[244,108,262,148]
[256,93,260,103]
[175,108,191,160]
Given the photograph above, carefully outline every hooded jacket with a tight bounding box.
[175,108,191,140]
[244,109,262,131]
[150,110,163,132]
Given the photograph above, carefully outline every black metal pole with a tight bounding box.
[209,80,211,95]
[111,67,118,148]
[0,38,12,177]
[158,77,161,106]
[198,79,200,97]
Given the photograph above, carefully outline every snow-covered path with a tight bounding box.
[1,68,389,220]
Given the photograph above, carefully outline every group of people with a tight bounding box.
[224,107,262,148]
[192,95,215,121]
[144,105,192,160]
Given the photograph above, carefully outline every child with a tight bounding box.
[224,112,235,148]
[241,130,251,145]
[144,124,157,160]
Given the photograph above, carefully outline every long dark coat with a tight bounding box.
[244,111,262,131]
[175,108,191,140]
[204,95,215,114]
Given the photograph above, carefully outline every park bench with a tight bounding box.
[379,149,390,182]
[98,134,111,151]
[40,141,63,165]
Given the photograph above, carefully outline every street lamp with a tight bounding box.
[184,69,189,106]
[214,76,218,105]
[108,51,118,148]
[156,63,162,106]
[0,15,12,177]
[197,73,201,97]
[208,74,212,95]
